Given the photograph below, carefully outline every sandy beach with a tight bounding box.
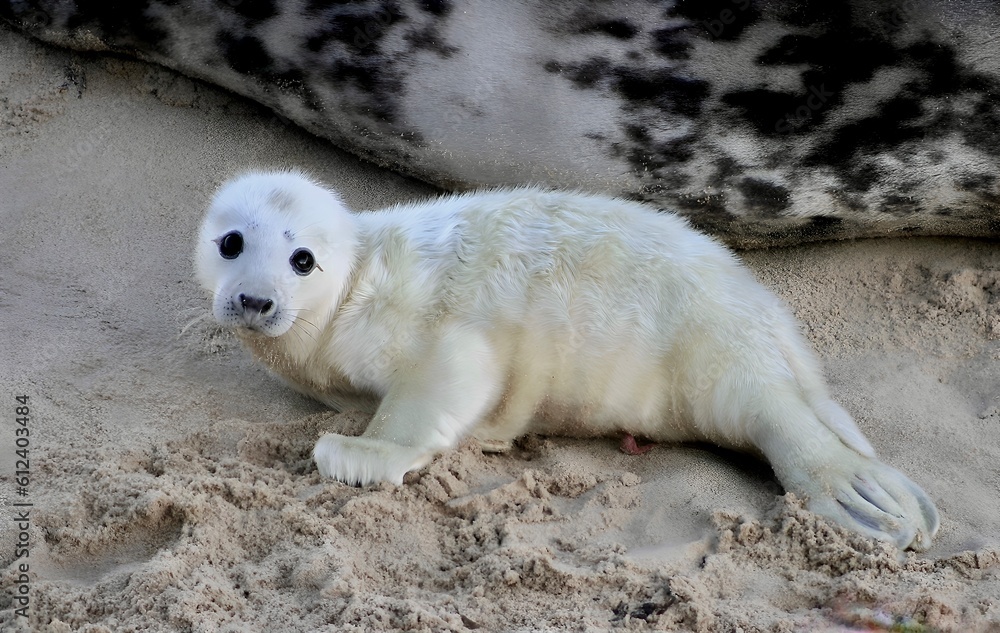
[1,23,998,632]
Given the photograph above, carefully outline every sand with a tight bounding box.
[0,23,998,633]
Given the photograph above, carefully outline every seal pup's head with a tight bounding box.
[195,170,357,340]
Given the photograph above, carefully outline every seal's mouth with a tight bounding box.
[233,323,268,338]
[232,322,289,339]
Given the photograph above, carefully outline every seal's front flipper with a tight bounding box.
[313,433,435,486]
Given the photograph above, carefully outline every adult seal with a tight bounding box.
[6,0,1000,247]
[195,170,939,550]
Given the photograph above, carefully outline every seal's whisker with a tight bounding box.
[288,324,318,341]
[179,312,212,336]
[289,325,315,346]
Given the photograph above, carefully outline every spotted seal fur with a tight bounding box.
[4,0,1000,246]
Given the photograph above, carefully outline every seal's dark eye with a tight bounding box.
[290,248,316,275]
[219,231,243,259]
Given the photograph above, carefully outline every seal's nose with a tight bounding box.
[239,293,275,316]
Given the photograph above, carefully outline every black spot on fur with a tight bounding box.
[713,3,1000,199]
[300,2,407,121]
[219,32,272,75]
[812,95,922,166]
[713,156,743,181]
[579,19,637,40]
[722,6,962,140]
[721,88,803,135]
[545,58,608,89]
[307,3,402,54]
[651,26,691,60]
[958,173,996,191]
[802,216,844,238]
[620,126,695,170]
[881,195,922,217]
[616,69,709,119]
[959,92,1000,158]
[657,188,732,230]
[417,0,450,16]
[62,0,170,55]
[547,53,708,183]
[228,0,278,23]
[768,2,842,28]
[0,2,53,28]
[404,26,458,56]
[215,30,322,108]
[625,125,650,143]
[767,216,844,243]
[808,42,1000,181]
[327,59,387,93]
[723,28,904,137]
[546,59,709,119]
[670,0,762,41]
[738,178,790,213]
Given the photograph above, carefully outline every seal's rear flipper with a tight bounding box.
[811,398,876,458]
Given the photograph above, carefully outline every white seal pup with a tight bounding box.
[195,170,940,550]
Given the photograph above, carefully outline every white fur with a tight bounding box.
[195,171,940,550]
